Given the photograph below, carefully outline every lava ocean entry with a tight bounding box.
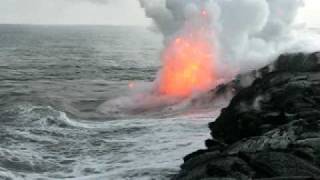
[155,15,217,98]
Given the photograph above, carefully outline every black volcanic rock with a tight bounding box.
[174,52,320,180]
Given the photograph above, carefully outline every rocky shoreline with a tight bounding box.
[174,52,320,180]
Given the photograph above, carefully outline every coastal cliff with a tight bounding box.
[174,52,320,180]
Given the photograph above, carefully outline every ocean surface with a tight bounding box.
[0,25,227,180]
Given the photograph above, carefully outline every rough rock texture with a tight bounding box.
[174,52,320,180]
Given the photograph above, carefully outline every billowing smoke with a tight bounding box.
[139,0,318,76]
[99,0,320,116]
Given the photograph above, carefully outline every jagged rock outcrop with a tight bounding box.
[174,52,320,180]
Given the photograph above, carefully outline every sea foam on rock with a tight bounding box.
[174,52,320,180]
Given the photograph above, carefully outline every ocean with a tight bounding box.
[0,25,224,180]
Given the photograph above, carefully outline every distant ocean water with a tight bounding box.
[0,25,225,180]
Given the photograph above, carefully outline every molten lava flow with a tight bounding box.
[156,29,216,97]
[128,82,135,89]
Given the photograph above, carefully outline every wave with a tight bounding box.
[0,104,86,129]
[0,102,218,179]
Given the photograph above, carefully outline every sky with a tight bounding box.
[0,0,318,27]
[0,0,150,25]
[297,0,320,27]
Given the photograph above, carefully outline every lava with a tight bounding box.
[201,10,208,17]
[156,28,217,97]
[128,82,135,89]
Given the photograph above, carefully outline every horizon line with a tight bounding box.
[0,23,150,27]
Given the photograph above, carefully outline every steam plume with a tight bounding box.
[139,0,318,76]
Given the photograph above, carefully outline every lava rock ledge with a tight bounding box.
[173,52,320,180]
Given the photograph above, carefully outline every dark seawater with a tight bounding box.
[0,25,223,180]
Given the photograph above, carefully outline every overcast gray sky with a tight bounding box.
[0,0,150,25]
[297,0,320,27]
[0,0,318,27]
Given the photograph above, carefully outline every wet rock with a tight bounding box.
[174,52,320,180]
[201,178,237,180]
[205,138,227,150]
[255,177,320,180]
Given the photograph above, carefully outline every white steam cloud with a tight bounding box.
[139,0,319,75]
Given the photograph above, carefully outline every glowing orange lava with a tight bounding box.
[128,82,135,89]
[201,10,208,17]
[156,29,216,97]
